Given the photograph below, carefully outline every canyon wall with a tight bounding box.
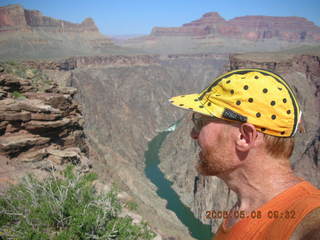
[159,53,320,232]
[68,55,227,239]
[151,12,320,42]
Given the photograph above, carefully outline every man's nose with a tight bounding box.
[190,127,199,139]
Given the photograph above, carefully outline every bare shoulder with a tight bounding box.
[290,207,320,240]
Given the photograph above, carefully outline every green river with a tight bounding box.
[144,131,213,240]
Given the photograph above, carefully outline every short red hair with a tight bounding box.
[263,134,295,159]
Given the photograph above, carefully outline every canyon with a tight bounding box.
[0,3,319,240]
[0,55,227,239]
[2,51,319,239]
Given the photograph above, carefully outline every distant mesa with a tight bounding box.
[151,12,320,42]
[0,4,128,60]
[0,4,99,33]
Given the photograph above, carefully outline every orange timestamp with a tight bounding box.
[206,210,262,219]
[205,210,296,219]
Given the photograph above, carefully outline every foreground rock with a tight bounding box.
[0,62,90,190]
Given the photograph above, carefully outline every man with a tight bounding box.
[169,69,320,239]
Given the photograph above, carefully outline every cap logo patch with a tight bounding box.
[222,108,247,122]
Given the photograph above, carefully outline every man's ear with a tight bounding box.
[236,123,258,151]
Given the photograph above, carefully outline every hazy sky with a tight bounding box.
[1,0,319,36]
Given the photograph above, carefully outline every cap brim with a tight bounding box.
[169,93,212,116]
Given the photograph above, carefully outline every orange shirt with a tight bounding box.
[213,181,320,240]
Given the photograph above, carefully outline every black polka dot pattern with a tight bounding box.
[169,70,299,138]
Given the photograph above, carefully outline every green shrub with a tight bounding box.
[126,201,139,211]
[0,166,155,240]
[12,91,26,100]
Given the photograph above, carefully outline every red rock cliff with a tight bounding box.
[151,12,320,42]
[0,4,99,33]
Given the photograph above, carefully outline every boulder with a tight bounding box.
[58,87,77,95]
[1,99,54,113]
[15,148,49,162]
[24,118,70,130]
[0,133,50,155]
[17,99,61,113]
[24,92,73,111]
[0,111,31,121]
[30,112,61,121]
[47,148,81,165]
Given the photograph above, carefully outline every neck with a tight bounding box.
[219,156,302,212]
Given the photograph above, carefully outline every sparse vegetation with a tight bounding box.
[126,201,139,211]
[12,91,26,100]
[0,166,156,240]
[1,61,53,92]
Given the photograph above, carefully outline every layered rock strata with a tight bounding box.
[66,55,161,68]
[19,55,161,71]
[0,63,90,189]
[151,12,320,42]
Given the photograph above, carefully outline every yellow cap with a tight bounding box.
[169,69,302,137]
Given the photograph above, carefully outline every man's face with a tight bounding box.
[191,113,236,176]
